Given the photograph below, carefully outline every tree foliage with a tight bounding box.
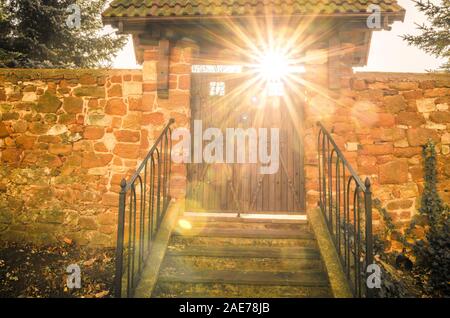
[402,0,450,71]
[0,0,126,68]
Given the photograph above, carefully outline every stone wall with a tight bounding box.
[1,56,449,250]
[303,72,450,249]
[0,43,193,246]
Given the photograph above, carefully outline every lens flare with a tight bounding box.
[178,219,192,230]
[257,50,290,81]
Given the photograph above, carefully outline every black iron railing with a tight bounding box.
[114,119,175,298]
[317,122,374,298]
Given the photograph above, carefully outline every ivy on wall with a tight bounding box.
[413,141,450,297]
[373,140,450,297]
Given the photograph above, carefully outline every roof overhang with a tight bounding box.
[103,9,405,67]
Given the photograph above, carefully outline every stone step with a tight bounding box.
[166,245,321,259]
[173,227,314,239]
[157,269,330,287]
[153,282,332,298]
[169,236,318,249]
[180,215,308,224]
[162,255,325,272]
[175,219,310,232]
[152,217,332,298]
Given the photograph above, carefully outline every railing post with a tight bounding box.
[114,179,127,298]
[364,177,374,298]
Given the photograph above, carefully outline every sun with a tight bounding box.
[257,50,291,82]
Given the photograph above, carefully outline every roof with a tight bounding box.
[102,0,405,20]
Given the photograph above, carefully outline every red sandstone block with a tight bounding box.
[102,192,119,207]
[49,143,72,156]
[94,142,108,152]
[393,147,422,158]
[108,84,122,97]
[87,99,99,109]
[113,143,140,159]
[410,165,423,181]
[376,113,396,127]
[110,75,122,83]
[124,159,138,167]
[140,129,149,149]
[105,98,127,116]
[111,174,126,185]
[407,128,440,146]
[169,63,191,75]
[1,148,21,163]
[114,130,140,143]
[141,94,156,110]
[376,155,395,164]
[143,49,158,61]
[169,75,178,90]
[357,155,377,167]
[141,112,165,125]
[178,75,191,90]
[84,126,105,140]
[360,143,394,156]
[128,97,142,111]
[143,83,157,92]
[156,91,189,110]
[396,111,425,127]
[379,159,409,184]
[16,135,36,150]
[80,74,97,85]
[130,96,151,112]
[170,111,188,126]
[170,47,183,63]
[81,153,113,168]
[111,117,122,129]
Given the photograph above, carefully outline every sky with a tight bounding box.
[110,0,445,73]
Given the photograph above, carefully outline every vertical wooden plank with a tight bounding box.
[287,104,294,211]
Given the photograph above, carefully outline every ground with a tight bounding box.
[0,241,115,298]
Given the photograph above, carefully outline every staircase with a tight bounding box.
[152,214,333,298]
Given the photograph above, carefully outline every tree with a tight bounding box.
[0,0,126,68]
[402,0,450,71]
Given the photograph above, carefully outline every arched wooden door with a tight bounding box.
[186,71,305,214]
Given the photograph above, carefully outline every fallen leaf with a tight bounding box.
[95,290,109,298]
[63,238,73,245]
[83,258,96,266]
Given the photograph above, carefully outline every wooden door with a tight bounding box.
[186,72,305,213]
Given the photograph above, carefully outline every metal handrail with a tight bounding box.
[317,121,374,298]
[114,119,175,298]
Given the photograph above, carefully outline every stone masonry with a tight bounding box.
[0,42,194,246]
[303,72,450,249]
[1,52,449,248]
